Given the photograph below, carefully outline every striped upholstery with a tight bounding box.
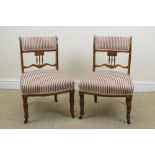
[95,36,130,51]
[80,70,134,96]
[20,70,74,95]
[21,36,57,51]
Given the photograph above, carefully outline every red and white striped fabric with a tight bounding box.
[21,36,57,51]
[95,36,131,51]
[20,70,74,95]
[80,70,134,96]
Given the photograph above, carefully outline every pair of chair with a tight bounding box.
[19,36,134,124]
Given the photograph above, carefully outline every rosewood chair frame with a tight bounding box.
[79,36,133,124]
[19,36,75,123]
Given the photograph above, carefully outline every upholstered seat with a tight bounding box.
[21,70,74,95]
[80,70,134,96]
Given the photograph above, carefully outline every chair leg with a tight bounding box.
[94,95,97,102]
[69,90,75,118]
[79,93,84,119]
[54,95,58,102]
[126,95,132,124]
[22,95,29,124]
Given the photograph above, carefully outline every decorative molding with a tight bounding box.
[133,81,155,92]
[0,79,155,92]
[0,79,20,89]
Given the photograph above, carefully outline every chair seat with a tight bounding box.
[79,70,134,96]
[20,70,74,95]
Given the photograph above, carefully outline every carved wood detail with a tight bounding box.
[35,51,44,67]
[23,50,57,69]
[24,63,57,69]
[95,64,128,69]
[107,51,117,67]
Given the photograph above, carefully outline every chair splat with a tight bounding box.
[35,51,44,67]
[107,51,117,67]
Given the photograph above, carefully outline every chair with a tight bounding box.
[79,36,134,124]
[19,36,75,123]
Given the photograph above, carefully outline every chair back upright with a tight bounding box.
[19,36,58,73]
[93,36,132,74]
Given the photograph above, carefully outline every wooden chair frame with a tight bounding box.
[19,36,75,123]
[79,36,133,124]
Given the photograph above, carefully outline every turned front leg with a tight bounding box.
[79,93,84,119]
[126,95,132,124]
[94,95,97,102]
[70,90,75,118]
[22,95,29,124]
[54,95,58,102]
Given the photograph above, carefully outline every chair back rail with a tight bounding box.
[93,36,132,74]
[19,36,58,73]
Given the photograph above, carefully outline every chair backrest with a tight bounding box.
[93,36,132,74]
[19,36,58,73]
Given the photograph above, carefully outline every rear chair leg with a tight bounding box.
[126,95,132,124]
[94,95,97,102]
[22,95,29,124]
[54,95,58,102]
[79,93,84,119]
[70,90,75,118]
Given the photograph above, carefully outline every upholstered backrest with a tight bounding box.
[93,36,132,74]
[19,36,58,73]
[20,36,57,52]
[95,36,131,52]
